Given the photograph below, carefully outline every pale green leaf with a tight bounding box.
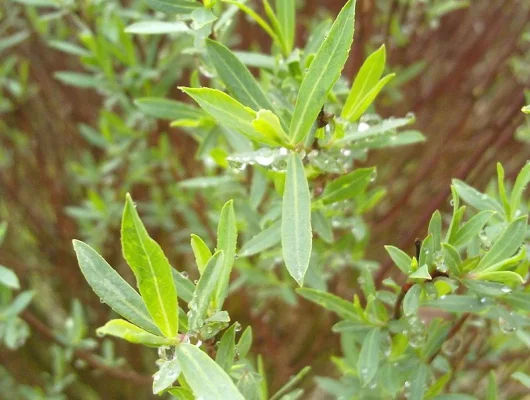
[121,194,178,338]
[275,0,296,53]
[297,288,358,320]
[320,168,374,205]
[344,74,395,122]
[452,179,504,214]
[176,343,244,400]
[145,0,202,14]
[384,245,412,274]
[206,39,276,112]
[188,251,224,332]
[410,264,432,280]
[357,328,380,386]
[215,323,236,372]
[239,220,281,257]
[135,98,205,120]
[410,363,429,400]
[214,200,237,309]
[403,284,422,316]
[510,163,530,219]
[282,153,312,285]
[125,21,190,34]
[442,243,462,276]
[252,110,289,145]
[0,265,19,290]
[153,358,182,395]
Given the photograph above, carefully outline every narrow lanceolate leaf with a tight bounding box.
[239,220,281,257]
[191,234,212,275]
[188,251,225,332]
[343,73,395,122]
[342,44,386,119]
[96,319,175,347]
[289,0,356,143]
[214,201,238,309]
[297,288,359,320]
[206,39,275,112]
[452,210,496,248]
[275,0,296,53]
[0,265,19,289]
[384,245,412,274]
[176,343,245,400]
[357,327,381,386]
[135,98,205,120]
[215,323,236,372]
[474,216,528,273]
[410,363,429,400]
[72,240,161,335]
[153,358,182,395]
[452,179,504,214]
[145,0,202,14]
[403,284,422,317]
[510,162,530,219]
[181,87,279,146]
[121,194,178,338]
[282,153,312,285]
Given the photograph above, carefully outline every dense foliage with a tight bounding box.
[1,0,530,399]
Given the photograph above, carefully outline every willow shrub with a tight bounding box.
[3,0,529,398]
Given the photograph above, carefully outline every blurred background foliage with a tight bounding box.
[1,0,530,398]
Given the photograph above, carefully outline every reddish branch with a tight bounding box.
[21,310,151,386]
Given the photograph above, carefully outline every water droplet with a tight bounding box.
[153,375,160,381]
[501,286,512,294]
[480,297,487,304]
[235,322,242,332]
[195,339,203,347]
[278,147,289,156]
[442,333,463,356]
[341,148,352,157]
[370,170,377,182]
[404,381,411,388]
[358,122,370,132]
[499,317,517,334]
[193,279,199,285]
[450,199,455,206]
[255,148,275,166]
[99,298,106,303]
[180,271,189,279]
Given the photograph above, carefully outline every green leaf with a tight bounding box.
[168,387,195,399]
[191,234,212,275]
[0,265,19,290]
[523,105,530,114]
[252,110,289,145]
[275,0,296,53]
[282,153,312,285]
[342,45,386,119]
[410,264,432,280]
[72,240,161,335]
[452,179,504,214]
[215,323,236,372]
[154,358,182,395]
[427,295,488,313]
[297,288,358,320]
[428,211,442,253]
[312,210,333,244]
[510,163,530,219]
[188,251,224,332]
[511,372,530,388]
[289,0,356,143]
[121,194,178,338]
[239,220,281,257]
[410,363,429,400]
[10,0,57,7]
[125,21,190,34]
[344,74,395,122]
[181,88,279,146]
[135,98,205,120]
[486,371,498,400]
[176,343,244,400]
[496,163,511,219]
[357,328,380,386]
[172,269,195,303]
[403,284,422,316]
[320,168,374,205]
[214,200,237,309]
[145,0,202,14]
[442,243,462,276]
[503,292,530,311]
[270,366,311,400]
[474,216,528,273]
[475,271,524,285]
[0,291,34,319]
[384,245,412,274]
[237,326,253,359]
[55,72,100,88]
[452,211,496,248]
[206,39,276,113]
[96,319,175,347]
[335,114,415,145]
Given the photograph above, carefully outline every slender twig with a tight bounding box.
[21,310,151,386]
